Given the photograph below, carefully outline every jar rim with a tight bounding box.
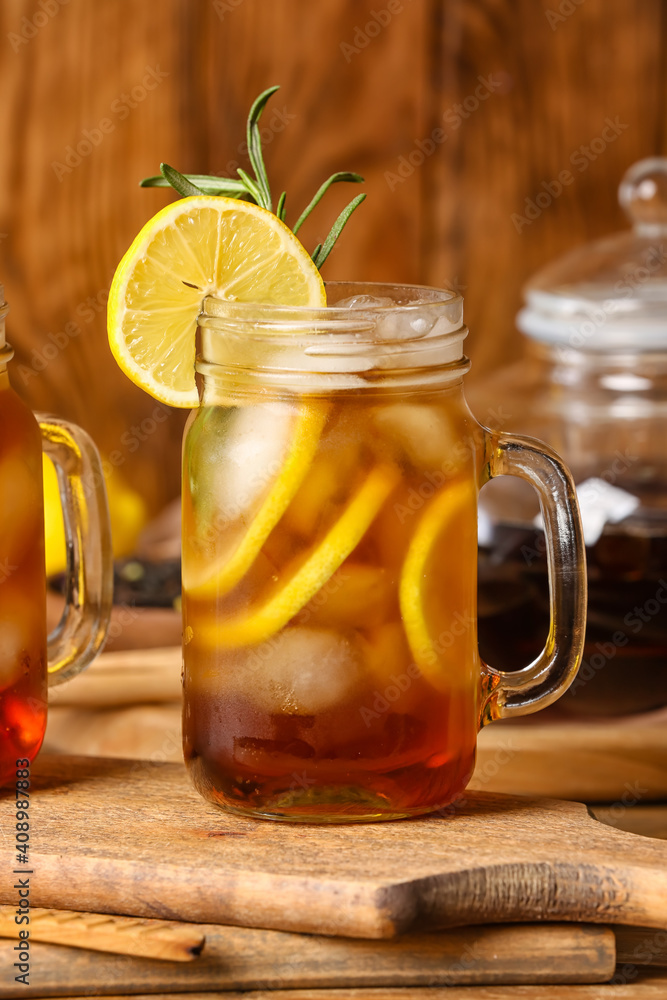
[196,281,469,393]
[200,281,463,324]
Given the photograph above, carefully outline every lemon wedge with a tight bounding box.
[107,196,325,407]
[184,401,329,599]
[399,479,476,688]
[198,464,400,648]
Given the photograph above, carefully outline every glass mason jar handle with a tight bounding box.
[480,431,587,722]
[38,415,113,686]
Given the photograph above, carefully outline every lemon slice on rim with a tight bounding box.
[107,196,326,407]
[399,479,475,688]
[197,464,400,648]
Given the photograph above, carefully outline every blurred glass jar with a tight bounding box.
[471,158,667,716]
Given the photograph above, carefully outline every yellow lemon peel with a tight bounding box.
[199,464,400,648]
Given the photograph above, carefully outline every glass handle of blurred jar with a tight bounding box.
[480,431,587,722]
[38,416,113,686]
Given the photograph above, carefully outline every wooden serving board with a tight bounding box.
[2,757,667,940]
[0,924,615,997]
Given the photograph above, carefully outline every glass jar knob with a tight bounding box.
[619,157,667,232]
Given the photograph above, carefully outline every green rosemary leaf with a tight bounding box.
[247,85,280,211]
[293,172,364,235]
[140,172,249,197]
[158,164,208,197]
[141,90,366,265]
[276,191,287,222]
[236,167,263,205]
[312,194,366,269]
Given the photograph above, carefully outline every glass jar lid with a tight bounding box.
[517,158,667,351]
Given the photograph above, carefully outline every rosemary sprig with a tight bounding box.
[311,193,366,269]
[140,172,251,198]
[139,86,365,270]
[246,85,278,211]
[293,172,363,234]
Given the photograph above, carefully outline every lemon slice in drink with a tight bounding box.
[399,479,475,689]
[107,196,325,407]
[184,401,330,600]
[198,464,400,648]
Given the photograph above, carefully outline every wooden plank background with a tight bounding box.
[0,0,664,512]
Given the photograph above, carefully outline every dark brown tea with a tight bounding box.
[478,519,667,715]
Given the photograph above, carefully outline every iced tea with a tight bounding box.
[182,388,480,821]
[0,373,47,786]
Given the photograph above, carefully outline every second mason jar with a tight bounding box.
[472,158,667,717]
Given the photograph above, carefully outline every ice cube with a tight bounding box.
[375,311,417,341]
[227,627,364,715]
[410,314,435,336]
[334,294,395,309]
[195,402,293,525]
[372,403,461,470]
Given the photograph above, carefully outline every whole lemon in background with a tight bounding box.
[43,454,148,576]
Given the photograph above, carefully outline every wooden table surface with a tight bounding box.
[29,646,667,996]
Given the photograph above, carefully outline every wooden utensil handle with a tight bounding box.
[0,905,204,961]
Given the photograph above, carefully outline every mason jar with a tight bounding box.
[0,288,113,785]
[471,158,667,716]
[181,282,586,822]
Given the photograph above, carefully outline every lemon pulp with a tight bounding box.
[107,196,325,408]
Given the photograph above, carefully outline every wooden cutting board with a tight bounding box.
[0,924,616,997]
[2,756,667,940]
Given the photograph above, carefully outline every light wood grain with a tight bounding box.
[43,704,182,762]
[0,2,664,511]
[474,715,667,802]
[49,647,182,708]
[0,923,616,997]
[0,905,203,962]
[1,755,667,940]
[13,974,667,1000]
